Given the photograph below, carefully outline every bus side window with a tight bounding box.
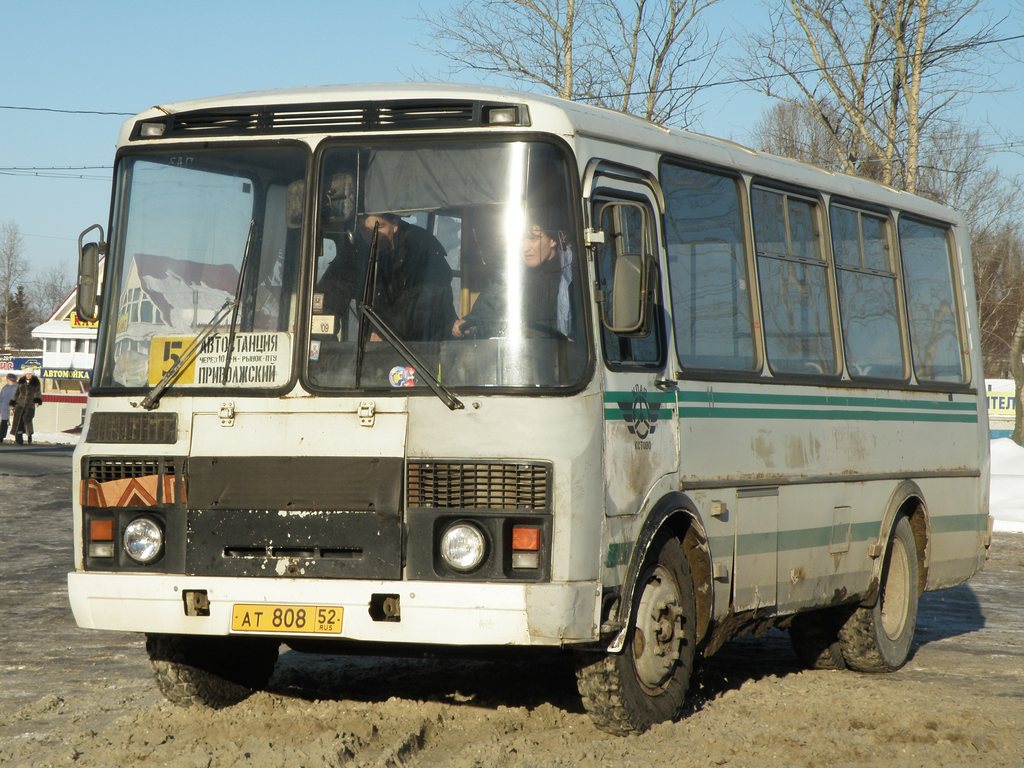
[830,205,906,380]
[898,218,967,383]
[661,162,757,372]
[595,200,664,368]
[752,186,837,376]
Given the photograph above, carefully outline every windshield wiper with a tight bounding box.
[220,219,258,384]
[354,223,463,412]
[359,304,464,411]
[136,220,257,411]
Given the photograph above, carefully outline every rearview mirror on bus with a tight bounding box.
[605,252,648,334]
[76,224,105,323]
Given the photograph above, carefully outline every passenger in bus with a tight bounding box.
[358,213,457,342]
[452,218,575,339]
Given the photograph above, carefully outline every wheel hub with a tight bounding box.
[632,565,684,690]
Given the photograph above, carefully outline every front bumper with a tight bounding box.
[67,572,599,646]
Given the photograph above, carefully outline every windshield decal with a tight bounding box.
[147,332,290,388]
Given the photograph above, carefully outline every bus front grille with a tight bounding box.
[406,461,551,511]
[85,457,177,483]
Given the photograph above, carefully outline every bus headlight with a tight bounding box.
[123,517,163,563]
[439,522,487,572]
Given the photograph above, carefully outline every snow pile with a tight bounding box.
[989,438,1024,533]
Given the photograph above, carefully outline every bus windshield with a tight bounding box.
[309,140,587,391]
[96,146,307,390]
[94,140,587,393]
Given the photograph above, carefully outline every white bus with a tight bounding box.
[68,84,992,734]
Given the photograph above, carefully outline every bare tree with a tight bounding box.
[29,263,75,324]
[752,100,854,172]
[420,0,723,127]
[739,0,1002,193]
[0,221,29,350]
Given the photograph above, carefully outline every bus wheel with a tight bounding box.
[146,633,279,708]
[575,535,696,735]
[838,516,919,672]
[789,608,848,670]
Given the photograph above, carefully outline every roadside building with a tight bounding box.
[31,288,97,433]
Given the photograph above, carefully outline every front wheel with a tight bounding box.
[838,516,920,672]
[146,633,279,708]
[575,534,697,735]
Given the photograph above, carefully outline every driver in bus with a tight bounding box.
[452,214,575,339]
[318,207,457,343]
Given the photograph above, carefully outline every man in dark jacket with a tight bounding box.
[357,213,457,342]
[12,370,42,445]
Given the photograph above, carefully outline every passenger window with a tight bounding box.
[898,218,966,383]
[752,187,836,376]
[661,162,756,371]
[594,199,663,367]
[830,205,905,380]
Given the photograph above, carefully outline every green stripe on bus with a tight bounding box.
[604,408,676,422]
[603,392,678,404]
[928,514,988,533]
[677,406,978,423]
[602,389,978,423]
[732,516,985,557]
[678,390,977,412]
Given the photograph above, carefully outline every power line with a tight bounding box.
[0,104,133,116]
[4,29,1023,123]
[0,170,110,181]
[577,31,1024,102]
[0,165,112,171]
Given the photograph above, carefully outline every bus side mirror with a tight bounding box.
[76,224,105,323]
[603,252,649,334]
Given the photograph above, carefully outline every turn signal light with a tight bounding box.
[89,519,114,541]
[511,525,542,569]
[88,518,115,558]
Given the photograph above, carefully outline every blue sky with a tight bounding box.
[2,0,1021,281]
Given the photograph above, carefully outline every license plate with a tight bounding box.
[230,604,343,634]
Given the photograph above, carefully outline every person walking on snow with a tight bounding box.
[12,370,42,445]
[0,373,16,443]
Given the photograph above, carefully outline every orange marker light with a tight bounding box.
[512,526,542,551]
[89,518,115,542]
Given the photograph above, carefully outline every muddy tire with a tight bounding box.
[146,633,279,708]
[838,516,919,672]
[789,608,849,670]
[575,535,697,735]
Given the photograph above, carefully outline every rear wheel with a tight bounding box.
[789,608,848,670]
[146,633,279,708]
[575,534,697,735]
[838,516,919,672]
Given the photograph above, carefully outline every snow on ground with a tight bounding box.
[989,438,1024,533]
[16,433,1024,532]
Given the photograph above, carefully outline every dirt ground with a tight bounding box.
[1,446,1022,768]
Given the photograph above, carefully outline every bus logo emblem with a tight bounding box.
[620,385,658,444]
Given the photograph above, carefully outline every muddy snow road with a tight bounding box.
[1,446,1021,767]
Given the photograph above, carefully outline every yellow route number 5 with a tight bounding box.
[147,336,198,386]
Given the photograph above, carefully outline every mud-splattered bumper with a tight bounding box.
[67,572,599,645]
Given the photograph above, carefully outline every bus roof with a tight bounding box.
[125,82,962,227]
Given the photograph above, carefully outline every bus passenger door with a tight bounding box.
[590,182,679,525]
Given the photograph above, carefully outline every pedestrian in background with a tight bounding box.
[0,373,16,443]
[12,370,42,446]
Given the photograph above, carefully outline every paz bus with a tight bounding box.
[68,83,991,734]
